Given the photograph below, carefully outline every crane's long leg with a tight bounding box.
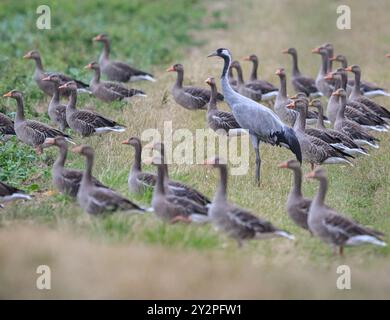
[251,135,261,186]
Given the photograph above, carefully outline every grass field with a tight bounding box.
[1,0,390,299]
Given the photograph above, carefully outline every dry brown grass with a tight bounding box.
[1,0,390,299]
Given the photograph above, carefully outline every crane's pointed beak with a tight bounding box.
[207,51,218,58]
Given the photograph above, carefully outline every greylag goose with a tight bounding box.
[312,46,332,98]
[3,90,71,154]
[23,50,89,97]
[85,62,146,102]
[205,156,294,246]
[208,48,301,185]
[278,160,310,231]
[282,47,322,98]
[291,92,331,125]
[149,154,209,224]
[58,82,125,137]
[205,77,244,136]
[308,99,368,156]
[72,145,144,215]
[0,181,31,204]
[346,65,390,119]
[286,99,353,169]
[0,110,15,136]
[167,63,223,110]
[121,137,156,194]
[331,55,390,98]
[230,60,262,102]
[44,137,107,197]
[243,54,278,101]
[145,142,211,207]
[306,167,386,255]
[332,89,379,149]
[42,74,68,131]
[325,71,388,131]
[93,34,155,82]
[274,68,296,126]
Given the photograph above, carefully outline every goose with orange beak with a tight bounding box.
[204,77,244,136]
[278,160,310,232]
[286,98,353,169]
[332,88,380,149]
[72,145,145,215]
[85,61,146,102]
[306,167,386,256]
[167,63,223,110]
[3,90,71,154]
[242,54,278,102]
[23,50,90,97]
[92,33,155,82]
[204,156,294,247]
[282,47,322,98]
[346,65,390,118]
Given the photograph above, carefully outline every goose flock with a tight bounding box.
[1,36,389,256]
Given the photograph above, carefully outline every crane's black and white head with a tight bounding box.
[207,48,232,60]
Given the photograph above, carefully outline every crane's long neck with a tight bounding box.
[336,95,347,121]
[313,176,328,207]
[293,106,307,132]
[55,144,67,169]
[67,89,77,111]
[250,59,258,81]
[278,74,287,98]
[291,52,301,76]
[221,54,239,104]
[14,96,25,122]
[351,70,361,98]
[291,167,303,197]
[82,153,94,186]
[175,70,184,88]
[214,164,228,203]
[208,83,218,110]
